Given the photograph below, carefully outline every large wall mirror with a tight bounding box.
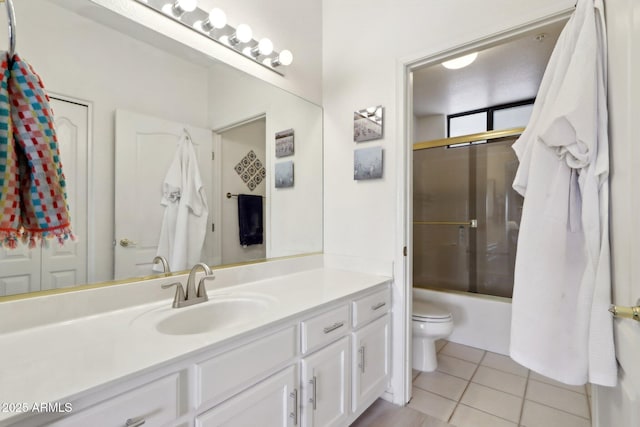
[0,0,323,298]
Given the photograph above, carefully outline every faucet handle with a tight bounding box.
[161,282,186,308]
[197,276,216,300]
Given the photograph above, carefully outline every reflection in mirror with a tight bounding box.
[0,0,322,298]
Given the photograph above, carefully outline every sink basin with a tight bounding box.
[155,294,276,336]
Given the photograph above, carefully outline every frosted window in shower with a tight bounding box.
[493,104,533,129]
[449,112,487,137]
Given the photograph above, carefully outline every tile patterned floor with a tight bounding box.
[351,341,593,427]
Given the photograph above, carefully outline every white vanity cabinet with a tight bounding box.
[350,288,391,415]
[3,277,392,427]
[298,303,350,427]
[196,365,299,427]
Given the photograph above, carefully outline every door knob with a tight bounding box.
[609,299,640,322]
[119,238,137,248]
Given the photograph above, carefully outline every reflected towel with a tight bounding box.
[0,53,72,248]
[237,194,263,246]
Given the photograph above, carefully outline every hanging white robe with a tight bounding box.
[510,0,616,386]
[155,132,209,272]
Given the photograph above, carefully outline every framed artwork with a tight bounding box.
[275,128,295,158]
[354,146,383,180]
[275,161,294,188]
[354,105,383,142]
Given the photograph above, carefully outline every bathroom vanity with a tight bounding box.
[0,258,391,427]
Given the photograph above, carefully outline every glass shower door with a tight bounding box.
[413,137,523,298]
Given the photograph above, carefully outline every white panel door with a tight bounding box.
[595,0,640,425]
[114,110,214,279]
[0,97,88,296]
[41,97,89,291]
[301,337,349,427]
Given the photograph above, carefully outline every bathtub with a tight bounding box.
[413,286,512,355]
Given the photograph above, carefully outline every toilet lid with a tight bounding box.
[413,300,452,320]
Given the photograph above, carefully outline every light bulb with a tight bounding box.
[169,0,197,17]
[251,38,274,57]
[272,49,293,67]
[258,38,273,55]
[200,7,227,32]
[208,8,227,29]
[176,0,197,12]
[236,24,253,43]
[442,52,478,70]
[228,24,253,46]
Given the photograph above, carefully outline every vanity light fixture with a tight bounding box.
[137,0,293,75]
[442,52,478,70]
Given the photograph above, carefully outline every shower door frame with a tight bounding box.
[395,7,574,406]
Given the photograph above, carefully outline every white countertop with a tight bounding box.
[0,267,390,424]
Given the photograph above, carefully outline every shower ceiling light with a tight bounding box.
[442,52,478,70]
[136,0,293,75]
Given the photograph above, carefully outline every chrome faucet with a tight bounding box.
[161,262,215,308]
[153,255,170,273]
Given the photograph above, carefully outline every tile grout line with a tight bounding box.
[585,384,592,420]
[523,397,592,420]
[518,367,531,425]
[446,350,485,424]
[456,402,522,426]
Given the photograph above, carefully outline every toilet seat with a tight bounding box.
[413,300,452,322]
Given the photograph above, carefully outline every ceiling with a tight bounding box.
[413,20,567,118]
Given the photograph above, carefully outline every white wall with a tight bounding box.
[322,0,575,403]
[2,0,210,283]
[414,114,446,143]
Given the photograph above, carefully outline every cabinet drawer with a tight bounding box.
[197,325,297,407]
[352,287,390,328]
[301,304,349,354]
[50,374,180,427]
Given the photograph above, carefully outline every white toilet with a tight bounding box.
[412,300,454,372]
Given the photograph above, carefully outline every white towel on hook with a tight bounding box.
[155,131,209,272]
[510,0,616,387]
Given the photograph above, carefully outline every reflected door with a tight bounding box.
[114,110,214,279]
[0,97,88,296]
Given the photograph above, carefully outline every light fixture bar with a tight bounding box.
[134,0,292,76]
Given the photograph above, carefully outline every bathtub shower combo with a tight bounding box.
[412,129,524,368]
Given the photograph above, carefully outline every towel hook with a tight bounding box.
[3,0,16,57]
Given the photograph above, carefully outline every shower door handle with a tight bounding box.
[414,219,477,228]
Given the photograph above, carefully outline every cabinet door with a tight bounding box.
[196,365,298,427]
[301,337,349,427]
[351,314,390,413]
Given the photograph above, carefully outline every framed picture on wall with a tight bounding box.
[275,128,295,157]
[354,146,383,180]
[275,161,294,188]
[354,105,383,142]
